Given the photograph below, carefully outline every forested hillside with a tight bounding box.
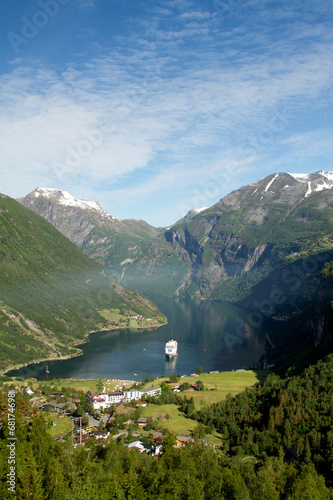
[193,354,333,489]
[0,355,332,498]
[0,194,166,372]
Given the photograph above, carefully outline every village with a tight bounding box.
[4,376,203,456]
[1,369,267,459]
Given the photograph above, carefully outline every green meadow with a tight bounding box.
[145,369,269,407]
[2,378,104,394]
[141,403,197,435]
[46,414,73,439]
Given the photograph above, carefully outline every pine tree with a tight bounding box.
[16,441,44,500]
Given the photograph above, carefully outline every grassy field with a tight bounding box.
[143,370,269,408]
[177,370,269,409]
[141,404,197,435]
[2,378,105,394]
[98,308,163,329]
[45,413,73,438]
[139,405,223,444]
[3,369,269,398]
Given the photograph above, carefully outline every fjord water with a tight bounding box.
[10,298,264,381]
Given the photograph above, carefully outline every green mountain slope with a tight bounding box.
[0,194,166,372]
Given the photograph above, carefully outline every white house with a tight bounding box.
[139,386,162,398]
[87,391,124,411]
[128,440,146,452]
[123,389,142,402]
[87,386,162,411]
[123,386,161,401]
[128,441,156,455]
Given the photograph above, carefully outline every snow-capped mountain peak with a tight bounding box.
[191,206,210,215]
[173,205,211,225]
[33,188,118,220]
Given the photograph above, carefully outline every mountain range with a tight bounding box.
[19,171,333,301]
[139,170,333,301]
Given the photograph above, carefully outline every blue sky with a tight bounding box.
[0,0,332,226]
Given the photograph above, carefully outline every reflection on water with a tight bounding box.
[165,356,178,376]
[8,297,265,381]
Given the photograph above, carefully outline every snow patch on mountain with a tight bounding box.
[34,187,57,199]
[192,206,210,215]
[305,182,312,197]
[319,171,333,182]
[314,181,333,192]
[34,188,118,220]
[264,174,278,192]
[287,171,333,198]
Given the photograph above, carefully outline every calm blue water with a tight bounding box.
[8,297,264,381]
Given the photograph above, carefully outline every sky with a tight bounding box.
[0,0,332,226]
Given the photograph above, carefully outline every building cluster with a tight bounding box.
[87,386,162,411]
[127,432,194,456]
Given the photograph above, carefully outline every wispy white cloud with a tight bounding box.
[0,0,332,224]
[77,0,99,10]
[282,130,333,162]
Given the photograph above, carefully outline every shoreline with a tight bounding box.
[89,319,168,335]
[1,320,168,377]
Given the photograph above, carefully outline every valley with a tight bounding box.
[1,170,333,378]
[15,170,333,375]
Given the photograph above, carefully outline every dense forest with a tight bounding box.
[1,354,332,499]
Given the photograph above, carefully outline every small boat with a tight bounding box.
[165,339,178,358]
[46,365,50,374]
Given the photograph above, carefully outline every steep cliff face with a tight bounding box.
[120,171,333,300]
[252,255,333,374]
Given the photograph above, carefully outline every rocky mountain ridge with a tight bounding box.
[18,187,163,273]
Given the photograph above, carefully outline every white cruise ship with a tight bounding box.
[165,339,178,358]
